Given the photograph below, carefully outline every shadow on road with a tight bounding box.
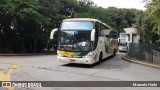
[61,52,131,70]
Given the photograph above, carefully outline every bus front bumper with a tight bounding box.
[57,56,96,65]
[118,46,128,52]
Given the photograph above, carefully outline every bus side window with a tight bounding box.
[94,22,99,49]
[100,23,104,36]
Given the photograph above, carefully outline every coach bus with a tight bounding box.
[50,18,118,64]
[118,33,129,52]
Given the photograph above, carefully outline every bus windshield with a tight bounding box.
[58,31,92,52]
[61,21,93,30]
[119,39,127,46]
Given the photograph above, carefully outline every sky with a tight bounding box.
[91,0,146,10]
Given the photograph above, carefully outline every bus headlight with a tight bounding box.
[82,55,92,58]
[58,54,63,57]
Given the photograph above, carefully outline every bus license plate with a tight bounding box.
[70,59,75,63]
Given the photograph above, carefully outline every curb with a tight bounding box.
[0,53,57,56]
[121,55,160,69]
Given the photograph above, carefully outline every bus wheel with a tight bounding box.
[97,53,102,65]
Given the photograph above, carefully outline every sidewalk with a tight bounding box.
[121,55,160,68]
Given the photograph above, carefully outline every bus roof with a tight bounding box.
[63,18,100,22]
[63,18,112,29]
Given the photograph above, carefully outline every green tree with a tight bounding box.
[0,0,145,53]
[135,0,160,44]
[146,0,160,43]
[136,12,156,43]
[0,0,49,53]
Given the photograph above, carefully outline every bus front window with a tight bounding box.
[58,21,93,52]
[58,31,92,52]
[119,39,127,46]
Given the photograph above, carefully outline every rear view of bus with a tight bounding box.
[50,18,118,64]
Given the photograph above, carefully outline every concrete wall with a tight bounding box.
[123,28,140,43]
[124,28,138,34]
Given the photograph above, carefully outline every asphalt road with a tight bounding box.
[0,52,160,90]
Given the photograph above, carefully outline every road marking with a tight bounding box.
[0,63,21,90]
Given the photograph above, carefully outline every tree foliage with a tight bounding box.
[147,0,160,43]
[0,0,148,53]
[135,0,160,44]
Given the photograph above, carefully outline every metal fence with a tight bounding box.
[128,43,160,65]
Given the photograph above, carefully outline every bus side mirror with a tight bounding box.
[50,28,58,39]
[91,29,95,41]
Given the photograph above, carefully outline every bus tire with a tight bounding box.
[97,52,102,65]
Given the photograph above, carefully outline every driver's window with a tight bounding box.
[94,22,99,49]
